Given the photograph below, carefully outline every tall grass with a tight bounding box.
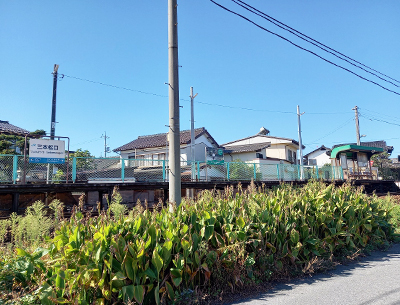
[0,181,399,305]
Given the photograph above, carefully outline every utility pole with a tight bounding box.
[101,132,110,157]
[47,64,59,184]
[297,105,305,179]
[50,64,59,139]
[190,87,198,164]
[168,0,181,205]
[352,106,361,145]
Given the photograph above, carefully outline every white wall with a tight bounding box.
[307,150,331,166]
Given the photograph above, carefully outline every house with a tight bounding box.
[113,127,219,163]
[303,145,331,166]
[222,127,303,165]
[0,120,30,154]
[0,120,30,136]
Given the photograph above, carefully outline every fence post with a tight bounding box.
[253,163,257,180]
[316,165,319,179]
[227,162,230,181]
[276,164,280,180]
[13,155,18,184]
[332,166,336,181]
[72,157,77,183]
[121,158,125,182]
[297,164,300,180]
[197,161,201,181]
[162,160,166,181]
[340,166,344,180]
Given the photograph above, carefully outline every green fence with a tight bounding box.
[0,155,344,184]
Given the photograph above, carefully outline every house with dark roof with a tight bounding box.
[114,127,219,165]
[0,120,29,135]
[222,127,303,165]
[303,145,331,166]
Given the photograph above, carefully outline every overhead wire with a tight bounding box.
[304,117,354,145]
[61,73,348,115]
[232,0,400,85]
[209,0,400,96]
[360,113,400,127]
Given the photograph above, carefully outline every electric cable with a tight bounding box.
[232,0,400,85]
[61,73,348,115]
[209,0,400,96]
[304,117,354,145]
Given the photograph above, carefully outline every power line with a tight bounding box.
[62,74,168,98]
[360,113,400,127]
[304,117,354,145]
[62,73,348,115]
[232,0,400,85]
[209,0,400,96]
[360,108,400,123]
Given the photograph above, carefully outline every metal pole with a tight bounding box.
[168,0,181,205]
[297,105,305,179]
[352,106,361,145]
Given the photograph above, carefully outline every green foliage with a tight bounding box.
[0,129,46,155]
[7,201,54,249]
[1,181,399,304]
[371,152,399,180]
[229,160,261,180]
[70,148,94,170]
[52,169,64,184]
[108,187,127,220]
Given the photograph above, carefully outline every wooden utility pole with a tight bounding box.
[168,0,181,205]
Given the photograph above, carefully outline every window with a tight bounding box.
[308,159,317,166]
[287,150,293,162]
[256,153,263,159]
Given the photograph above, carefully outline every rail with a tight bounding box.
[0,155,343,184]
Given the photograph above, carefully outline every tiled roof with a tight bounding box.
[223,142,271,153]
[332,141,393,154]
[114,127,218,152]
[0,120,30,135]
[304,145,331,158]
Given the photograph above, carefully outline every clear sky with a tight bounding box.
[1,1,399,158]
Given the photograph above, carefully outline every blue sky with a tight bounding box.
[1,1,399,157]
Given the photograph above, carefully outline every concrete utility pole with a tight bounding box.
[101,132,110,157]
[168,0,181,205]
[190,87,198,163]
[352,106,361,145]
[297,105,305,180]
[297,105,305,166]
[50,64,59,140]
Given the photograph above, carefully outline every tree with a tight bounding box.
[371,152,399,180]
[70,149,95,170]
[229,159,261,181]
[0,129,46,155]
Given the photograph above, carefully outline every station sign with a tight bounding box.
[29,139,66,164]
[206,147,224,165]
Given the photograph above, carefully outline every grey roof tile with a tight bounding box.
[0,120,30,135]
[114,127,218,152]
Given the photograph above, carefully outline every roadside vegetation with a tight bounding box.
[0,181,399,304]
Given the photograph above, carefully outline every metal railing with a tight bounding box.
[0,155,344,184]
